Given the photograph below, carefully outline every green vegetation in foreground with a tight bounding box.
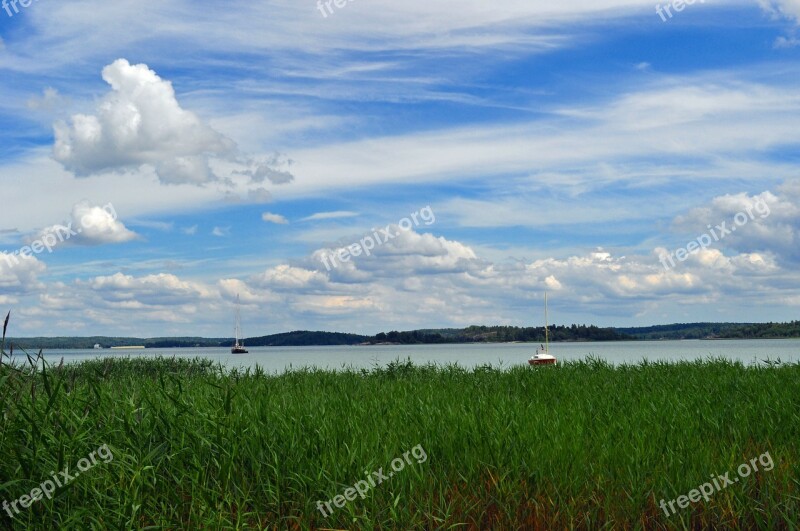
[1,352,798,528]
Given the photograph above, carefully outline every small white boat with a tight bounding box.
[529,292,557,366]
[93,343,102,350]
[529,350,557,366]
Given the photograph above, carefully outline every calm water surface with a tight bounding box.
[17,340,800,373]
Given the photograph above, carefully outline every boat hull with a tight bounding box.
[528,353,557,366]
[231,347,248,354]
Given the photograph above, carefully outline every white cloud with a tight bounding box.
[154,156,217,185]
[759,0,800,21]
[129,219,174,232]
[53,59,235,184]
[17,272,223,330]
[27,88,70,112]
[211,226,230,237]
[253,264,329,291]
[311,227,480,284]
[0,252,46,293]
[301,211,359,221]
[671,185,800,265]
[4,0,657,69]
[774,34,800,47]
[4,0,800,335]
[238,154,295,185]
[218,278,263,303]
[274,79,800,198]
[7,209,800,336]
[247,188,274,203]
[262,212,289,224]
[31,201,138,247]
[83,272,216,305]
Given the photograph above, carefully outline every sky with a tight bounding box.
[0,0,799,337]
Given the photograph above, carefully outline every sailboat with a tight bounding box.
[231,294,248,354]
[529,292,557,366]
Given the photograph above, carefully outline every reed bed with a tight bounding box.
[1,324,798,529]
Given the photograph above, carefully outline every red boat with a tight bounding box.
[529,351,557,366]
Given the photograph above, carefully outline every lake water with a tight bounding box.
[12,339,800,373]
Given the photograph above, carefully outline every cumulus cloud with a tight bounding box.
[226,185,797,326]
[154,156,217,185]
[262,212,289,225]
[253,264,329,291]
[245,230,791,326]
[27,87,70,112]
[248,188,273,203]
[0,252,46,292]
[671,186,800,265]
[83,272,215,306]
[32,201,138,247]
[53,59,235,185]
[16,272,221,329]
[218,278,262,303]
[759,0,800,22]
[759,0,800,45]
[774,34,800,47]
[9,217,800,336]
[237,153,295,185]
[313,227,480,281]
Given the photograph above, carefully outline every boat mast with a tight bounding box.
[544,291,549,353]
[234,294,242,347]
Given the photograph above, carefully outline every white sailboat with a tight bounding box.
[231,294,248,354]
[529,292,557,366]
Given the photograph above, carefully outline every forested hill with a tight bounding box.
[6,321,799,349]
[366,325,628,344]
[5,333,365,350]
[246,331,367,346]
[616,321,800,340]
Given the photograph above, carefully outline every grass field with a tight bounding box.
[1,340,799,529]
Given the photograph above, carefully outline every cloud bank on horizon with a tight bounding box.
[0,0,799,336]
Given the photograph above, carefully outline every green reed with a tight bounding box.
[1,325,798,529]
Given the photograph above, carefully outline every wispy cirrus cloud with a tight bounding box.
[301,211,359,222]
[262,212,289,224]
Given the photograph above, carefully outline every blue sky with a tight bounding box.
[1,0,799,337]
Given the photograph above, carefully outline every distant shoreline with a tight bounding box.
[8,336,800,351]
[5,321,798,350]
